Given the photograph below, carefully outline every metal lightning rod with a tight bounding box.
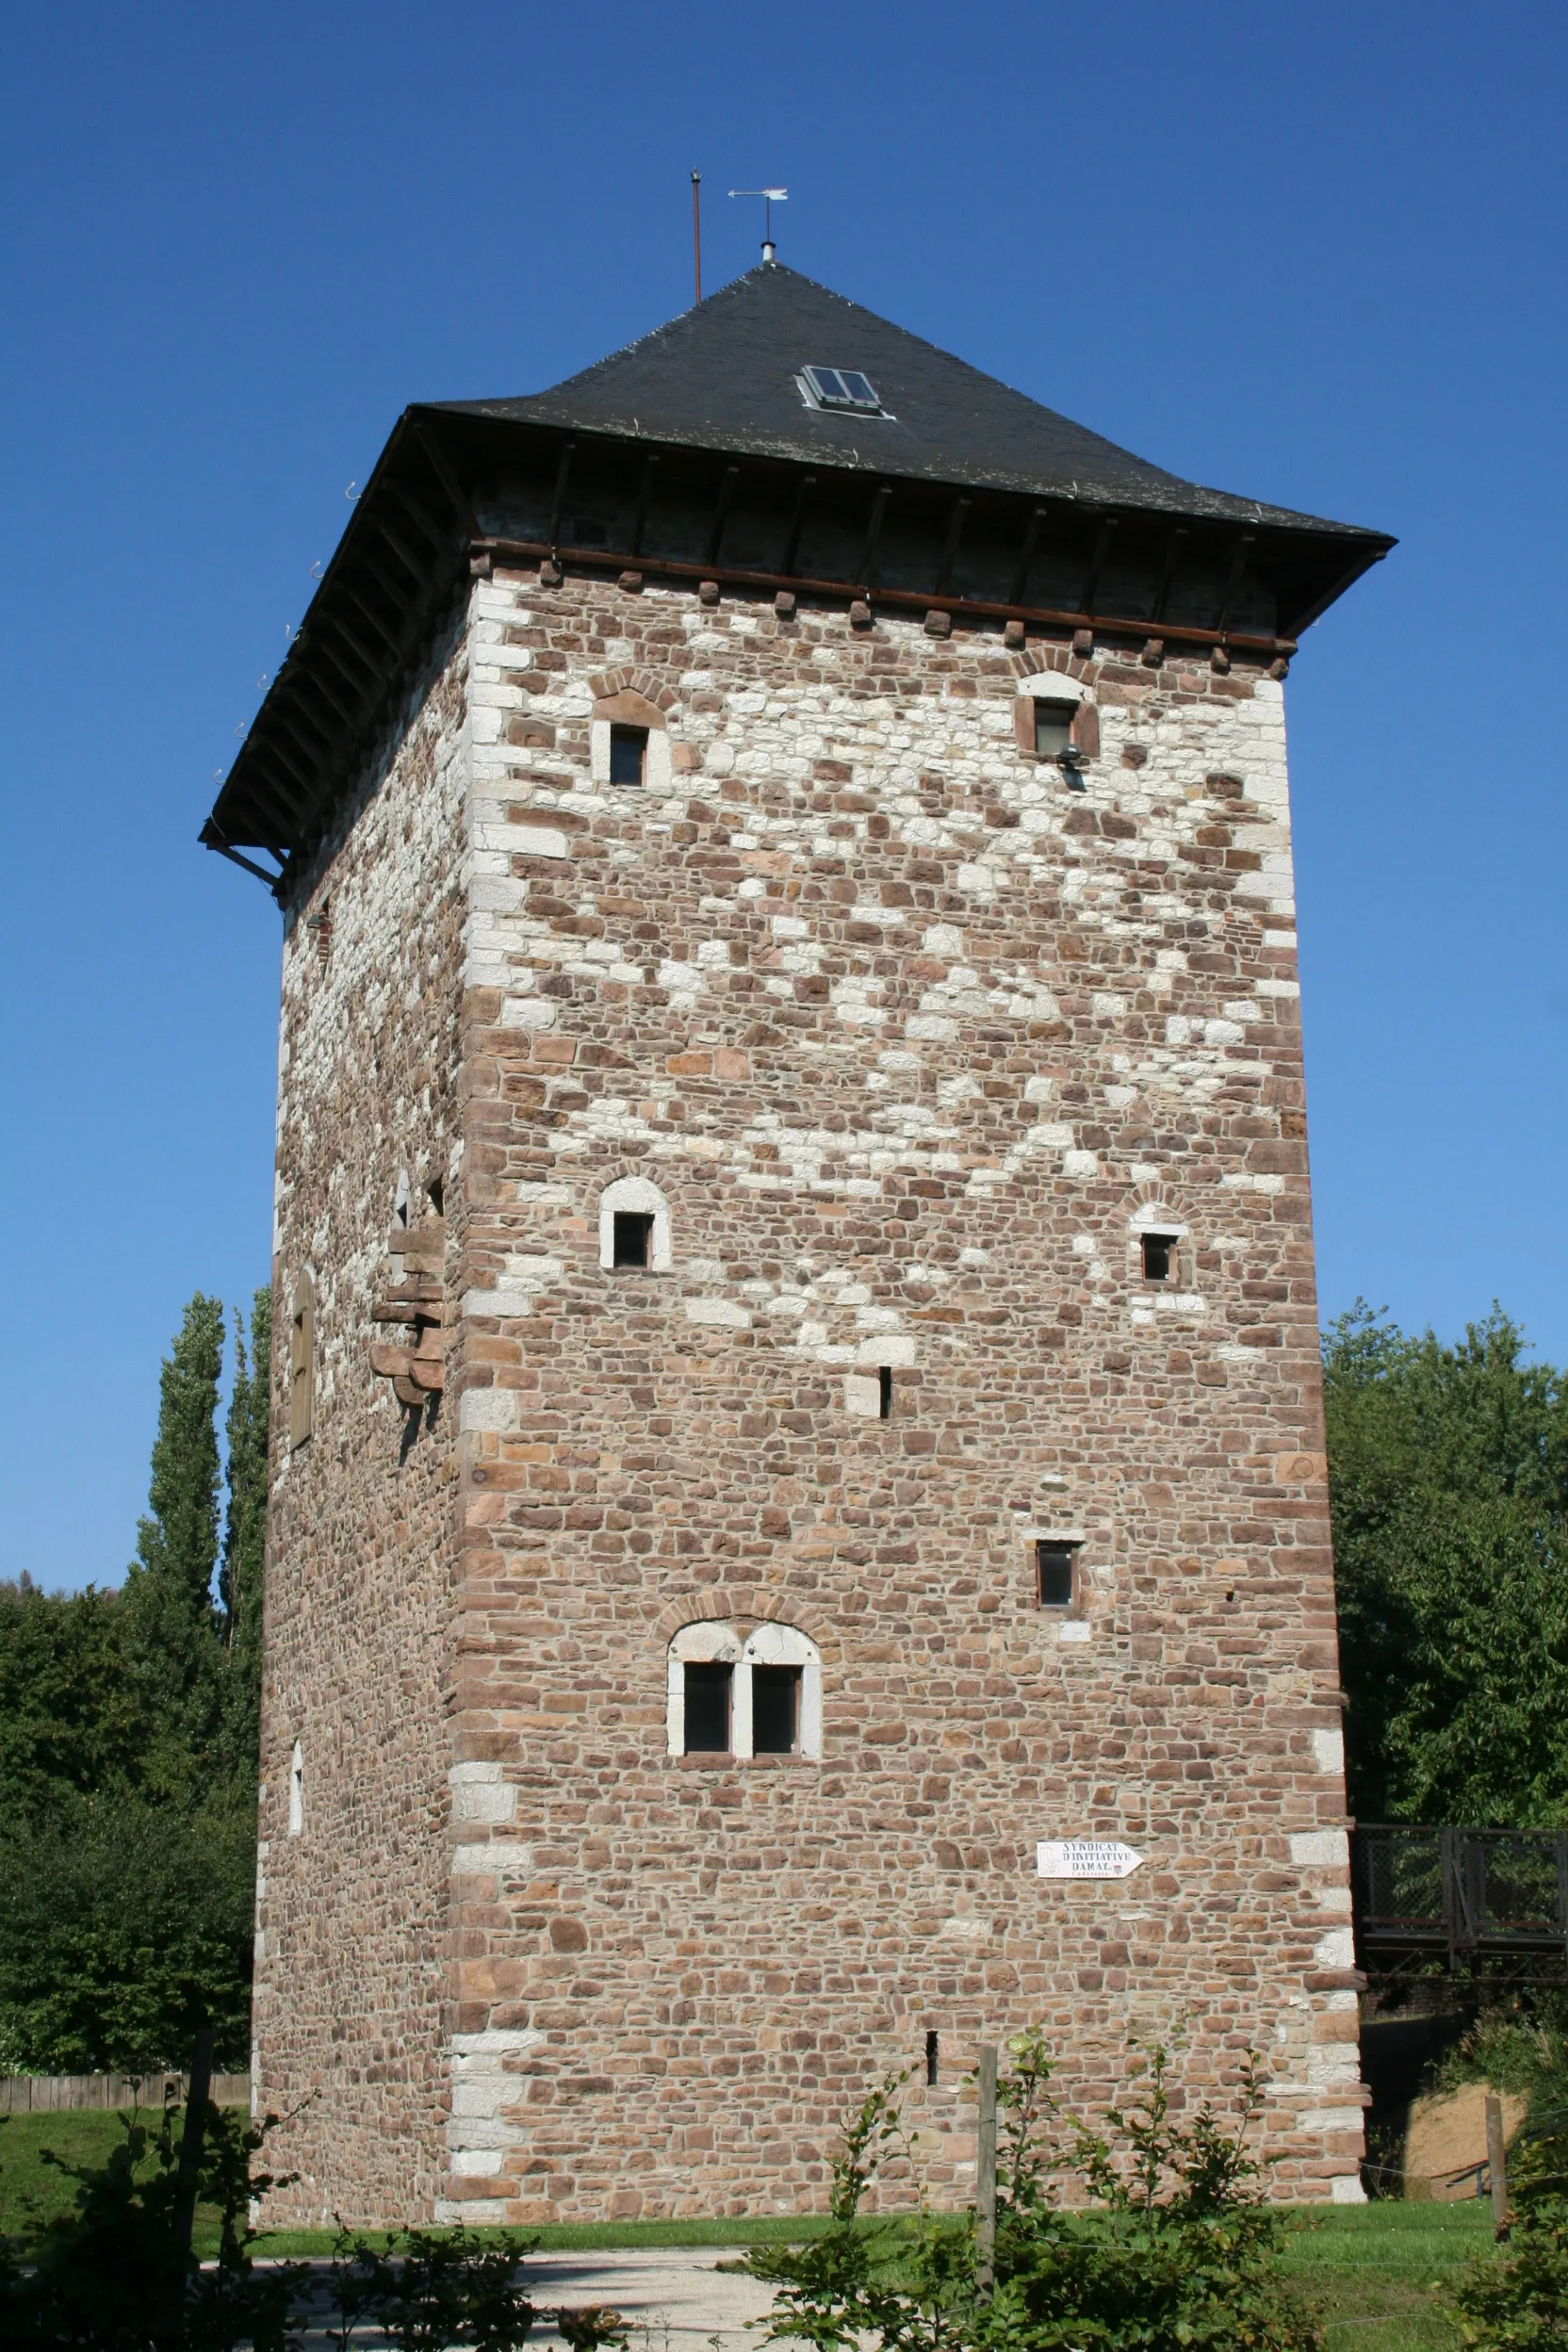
[692,171,702,304]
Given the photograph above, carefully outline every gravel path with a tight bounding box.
[281,2244,781,2351]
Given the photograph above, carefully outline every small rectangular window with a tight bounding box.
[1037,1541,1077,1609]
[612,1211,653,1268]
[752,1665,801,1755]
[609,725,647,786]
[684,1661,732,1754]
[878,1366,892,1420]
[1141,1233,1173,1282]
[925,2029,939,2086]
[1034,699,1076,759]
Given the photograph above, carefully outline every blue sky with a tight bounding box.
[3,2,1565,1591]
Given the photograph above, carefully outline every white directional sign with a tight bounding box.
[1037,1839,1145,1881]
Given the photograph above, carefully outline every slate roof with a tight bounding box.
[204,262,1394,892]
[439,262,1377,540]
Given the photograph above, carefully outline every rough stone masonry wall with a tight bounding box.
[255,622,471,2227]
[447,566,1364,2222]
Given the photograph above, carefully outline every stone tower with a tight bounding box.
[205,265,1393,2225]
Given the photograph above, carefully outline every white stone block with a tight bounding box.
[1315,1927,1355,1969]
[451,2028,547,2059]
[434,2198,505,2225]
[684,1298,751,1327]
[844,1375,882,1417]
[448,2116,526,2149]
[1331,2175,1368,2204]
[1313,1728,1346,1776]
[1290,1829,1349,1870]
[463,1285,535,1319]
[449,1763,516,1824]
[469,877,529,913]
[458,1389,518,1433]
[857,1335,916,1366]
[450,1841,532,1876]
[1057,1621,1091,1643]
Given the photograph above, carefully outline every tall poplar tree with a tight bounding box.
[122,1292,226,1788]
[220,1286,271,1782]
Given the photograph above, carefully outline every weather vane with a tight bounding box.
[728,187,787,263]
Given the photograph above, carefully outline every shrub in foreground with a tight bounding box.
[0,2087,625,2351]
[1453,2127,1568,2349]
[748,2030,1321,2352]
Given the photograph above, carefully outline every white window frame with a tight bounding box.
[590,719,672,790]
[288,1740,304,1838]
[599,1175,672,1273]
[666,1621,822,1759]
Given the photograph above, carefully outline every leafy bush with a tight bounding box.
[0,1790,254,2072]
[1323,1304,1568,1829]
[0,2077,623,2350]
[750,2030,1320,2352]
[0,2090,304,2350]
[1453,2128,1568,2348]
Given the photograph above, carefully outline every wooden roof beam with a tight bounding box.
[934,496,972,597]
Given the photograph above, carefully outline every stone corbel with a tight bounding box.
[369,1217,446,1407]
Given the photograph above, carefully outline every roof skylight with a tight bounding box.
[803,365,883,414]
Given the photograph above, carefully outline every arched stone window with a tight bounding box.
[590,690,672,790]
[1129,1202,1191,1289]
[666,1621,823,1759]
[598,1174,672,1273]
[1013,671,1100,766]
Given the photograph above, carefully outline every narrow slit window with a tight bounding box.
[683,1661,732,1755]
[1034,699,1077,759]
[609,725,647,786]
[612,1211,653,1269]
[925,2029,939,2087]
[878,1366,892,1420]
[1141,1233,1174,1282]
[752,1665,802,1755]
[1037,1541,1078,1609]
[288,1739,303,1838]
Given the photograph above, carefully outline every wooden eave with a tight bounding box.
[203,408,1393,904]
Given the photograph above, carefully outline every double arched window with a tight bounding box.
[666,1621,823,1760]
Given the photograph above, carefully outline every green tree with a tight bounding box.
[0,1580,140,1807]
[0,1291,265,2073]
[122,1295,227,1790]
[1324,1303,1568,1826]
[0,1792,254,2070]
[219,1287,270,1784]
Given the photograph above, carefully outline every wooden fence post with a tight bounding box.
[976,2044,998,2296]
[1486,2094,1511,2240]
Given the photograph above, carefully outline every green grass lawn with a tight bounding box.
[1282,2202,1494,2352]
[1,2107,1503,2349]
[0,2103,249,2255]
